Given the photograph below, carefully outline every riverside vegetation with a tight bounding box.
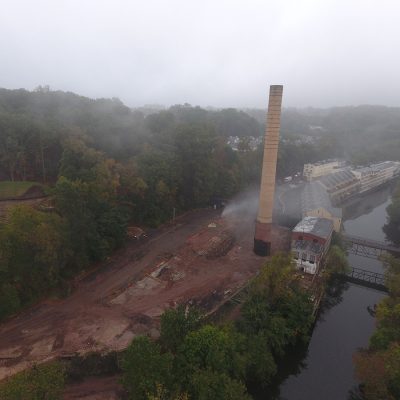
[353,256,400,400]
[0,254,314,400]
[352,185,400,400]
[0,246,352,400]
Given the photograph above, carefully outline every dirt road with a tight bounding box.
[0,208,263,381]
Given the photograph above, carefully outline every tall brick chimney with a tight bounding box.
[254,85,283,256]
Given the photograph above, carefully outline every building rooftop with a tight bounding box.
[354,161,400,175]
[304,159,342,167]
[319,168,357,189]
[301,181,342,218]
[293,216,334,240]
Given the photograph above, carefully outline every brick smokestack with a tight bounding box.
[254,85,283,256]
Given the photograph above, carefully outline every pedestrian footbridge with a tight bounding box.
[343,234,400,259]
[341,267,388,292]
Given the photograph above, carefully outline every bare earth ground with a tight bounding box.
[0,208,264,387]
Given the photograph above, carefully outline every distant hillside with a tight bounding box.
[245,105,400,163]
[0,88,263,182]
[0,87,399,184]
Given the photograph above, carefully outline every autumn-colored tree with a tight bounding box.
[0,362,66,400]
[354,256,400,399]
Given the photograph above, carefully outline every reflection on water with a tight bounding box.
[342,182,396,228]
[277,284,384,400]
[266,187,393,400]
[250,277,350,400]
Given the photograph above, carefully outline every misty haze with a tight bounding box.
[0,1,400,400]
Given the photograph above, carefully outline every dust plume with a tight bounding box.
[221,187,259,239]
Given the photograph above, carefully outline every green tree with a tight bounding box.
[190,369,250,400]
[54,177,127,267]
[0,362,66,400]
[146,384,189,400]
[325,245,350,275]
[383,185,400,246]
[244,332,276,387]
[0,284,20,320]
[177,325,246,382]
[354,256,400,399]
[239,255,313,357]
[121,336,174,400]
[160,306,201,353]
[0,205,67,312]
[137,151,180,225]
[174,124,217,208]
[354,346,400,400]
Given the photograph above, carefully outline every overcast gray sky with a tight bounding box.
[1,0,400,108]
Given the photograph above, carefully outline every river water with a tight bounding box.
[270,184,396,400]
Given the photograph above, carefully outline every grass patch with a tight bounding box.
[0,181,43,199]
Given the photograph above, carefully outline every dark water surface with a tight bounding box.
[269,185,395,400]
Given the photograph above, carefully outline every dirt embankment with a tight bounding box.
[0,184,48,221]
[0,209,263,385]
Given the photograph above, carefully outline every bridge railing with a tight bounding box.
[343,234,400,254]
[342,267,388,291]
[348,267,386,285]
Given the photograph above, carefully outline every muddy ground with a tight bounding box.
[0,208,264,390]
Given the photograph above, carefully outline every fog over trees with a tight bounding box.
[0,87,399,322]
[1,1,400,398]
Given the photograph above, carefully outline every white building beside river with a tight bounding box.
[352,161,400,194]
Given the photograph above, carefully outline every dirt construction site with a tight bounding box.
[0,208,265,386]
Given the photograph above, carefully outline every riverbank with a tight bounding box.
[271,185,394,399]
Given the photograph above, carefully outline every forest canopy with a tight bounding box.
[0,88,399,322]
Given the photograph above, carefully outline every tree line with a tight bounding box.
[353,256,400,399]
[0,88,337,321]
[0,89,268,321]
[383,184,400,246]
[1,88,396,322]
[352,185,400,398]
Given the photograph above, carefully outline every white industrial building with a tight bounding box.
[352,161,400,194]
[303,160,344,181]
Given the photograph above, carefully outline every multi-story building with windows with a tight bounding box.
[352,161,400,194]
[303,159,344,181]
[291,216,334,275]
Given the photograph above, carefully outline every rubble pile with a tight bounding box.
[187,219,235,259]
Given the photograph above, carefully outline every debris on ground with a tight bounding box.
[0,209,263,384]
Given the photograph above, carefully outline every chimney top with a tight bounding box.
[270,84,283,91]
